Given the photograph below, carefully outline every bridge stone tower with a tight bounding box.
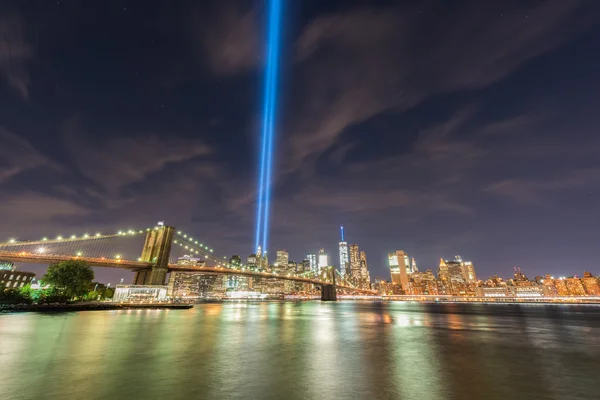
[133,225,175,285]
[320,266,337,301]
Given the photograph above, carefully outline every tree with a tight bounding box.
[42,260,94,300]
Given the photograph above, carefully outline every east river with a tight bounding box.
[1,302,599,400]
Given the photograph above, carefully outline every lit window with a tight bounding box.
[9,274,14,280]
[13,281,19,287]
[20,282,24,287]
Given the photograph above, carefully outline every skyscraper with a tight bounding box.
[318,248,328,271]
[349,244,361,279]
[307,253,317,272]
[411,258,419,273]
[360,251,370,286]
[276,250,289,267]
[388,250,410,288]
[338,226,349,276]
[438,258,449,281]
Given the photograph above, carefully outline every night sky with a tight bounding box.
[1,0,600,284]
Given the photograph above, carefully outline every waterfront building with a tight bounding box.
[0,267,35,289]
[565,277,586,296]
[167,272,224,298]
[582,272,600,295]
[113,285,168,302]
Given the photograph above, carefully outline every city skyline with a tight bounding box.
[1,1,600,284]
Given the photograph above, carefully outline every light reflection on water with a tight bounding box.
[1,302,599,400]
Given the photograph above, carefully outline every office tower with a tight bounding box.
[349,244,361,279]
[462,260,477,283]
[318,248,328,270]
[276,250,289,267]
[411,258,419,273]
[438,258,449,281]
[389,250,410,288]
[338,226,349,276]
[301,259,311,273]
[307,253,317,272]
[360,251,370,285]
[446,256,465,284]
[261,253,269,269]
[440,255,477,284]
[287,261,297,273]
[247,253,258,268]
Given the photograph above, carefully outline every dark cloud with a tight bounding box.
[283,0,599,172]
[0,14,32,99]
[0,127,61,183]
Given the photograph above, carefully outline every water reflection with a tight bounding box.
[1,302,599,400]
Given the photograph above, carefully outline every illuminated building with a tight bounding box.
[0,268,35,289]
[307,253,317,272]
[462,261,477,283]
[247,253,258,268]
[318,248,328,271]
[438,258,449,281]
[360,251,370,285]
[176,255,206,266]
[349,244,361,279]
[0,261,14,271]
[167,272,224,298]
[301,259,311,273]
[446,256,465,284]
[338,226,349,276]
[554,279,569,296]
[276,250,289,267]
[411,258,419,273]
[287,261,297,273]
[582,272,600,295]
[565,278,586,296]
[388,250,409,288]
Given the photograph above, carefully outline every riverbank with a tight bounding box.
[0,302,193,313]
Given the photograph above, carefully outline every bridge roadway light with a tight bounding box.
[8,238,16,243]
[76,251,82,257]
[42,237,48,241]
[96,233,101,237]
[57,236,63,240]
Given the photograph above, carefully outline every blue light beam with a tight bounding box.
[255,0,283,254]
[261,0,282,254]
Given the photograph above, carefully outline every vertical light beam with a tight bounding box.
[255,0,282,254]
[262,0,282,255]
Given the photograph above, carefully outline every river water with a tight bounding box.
[1,301,599,400]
